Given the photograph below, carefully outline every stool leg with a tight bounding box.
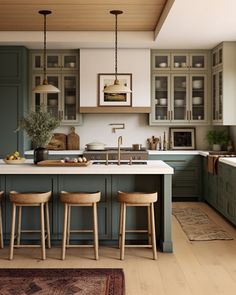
[150,203,157,260]
[17,206,22,246]
[93,203,99,260]
[61,203,68,260]
[9,203,16,260]
[0,204,3,249]
[147,205,151,245]
[45,202,51,249]
[66,205,71,246]
[120,203,126,260]
[118,202,124,249]
[40,203,46,260]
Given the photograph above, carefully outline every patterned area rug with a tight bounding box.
[0,268,125,295]
[172,207,233,241]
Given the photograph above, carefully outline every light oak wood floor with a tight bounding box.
[1,202,236,295]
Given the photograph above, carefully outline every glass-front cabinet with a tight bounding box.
[30,50,82,125]
[150,50,210,126]
[153,51,207,71]
[212,71,223,123]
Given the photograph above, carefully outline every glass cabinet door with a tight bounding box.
[172,75,188,121]
[45,75,60,118]
[190,74,206,121]
[212,73,217,121]
[190,53,207,70]
[62,75,78,122]
[63,54,78,70]
[153,74,170,121]
[171,53,189,70]
[152,53,170,70]
[47,54,60,70]
[218,71,223,121]
[32,75,44,110]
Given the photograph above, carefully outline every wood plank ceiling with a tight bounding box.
[0,0,168,31]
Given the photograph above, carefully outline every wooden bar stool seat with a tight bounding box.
[0,191,4,249]
[60,191,101,260]
[9,191,51,260]
[118,191,158,260]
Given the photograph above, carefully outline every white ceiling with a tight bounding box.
[156,0,236,49]
[0,0,236,49]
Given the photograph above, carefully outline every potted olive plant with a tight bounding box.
[17,106,60,163]
[206,129,228,151]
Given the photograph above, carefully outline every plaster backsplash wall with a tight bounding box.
[56,113,210,150]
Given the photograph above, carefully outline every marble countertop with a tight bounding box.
[0,160,174,175]
[24,149,210,157]
[219,157,236,167]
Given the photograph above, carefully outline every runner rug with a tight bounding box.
[172,207,233,241]
[0,268,125,295]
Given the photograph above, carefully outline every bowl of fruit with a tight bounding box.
[4,151,26,164]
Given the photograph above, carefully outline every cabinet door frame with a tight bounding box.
[189,73,208,124]
[171,53,189,71]
[189,53,208,71]
[152,52,171,71]
[171,73,189,123]
[150,73,171,124]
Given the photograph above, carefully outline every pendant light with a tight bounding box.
[103,10,131,94]
[33,10,60,93]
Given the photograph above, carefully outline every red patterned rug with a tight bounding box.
[0,268,125,295]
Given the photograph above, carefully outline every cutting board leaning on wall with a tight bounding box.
[67,127,80,150]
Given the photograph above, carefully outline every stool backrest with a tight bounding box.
[60,191,101,204]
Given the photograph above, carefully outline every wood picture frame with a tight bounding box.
[169,128,196,150]
[98,73,132,106]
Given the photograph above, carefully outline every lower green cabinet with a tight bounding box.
[149,155,202,200]
[204,160,236,226]
[2,174,161,244]
[217,163,236,224]
[58,175,112,241]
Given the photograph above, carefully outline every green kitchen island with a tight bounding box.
[0,160,173,252]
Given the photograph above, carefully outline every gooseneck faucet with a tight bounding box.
[117,136,123,165]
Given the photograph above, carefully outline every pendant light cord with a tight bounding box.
[43,13,47,82]
[115,13,118,81]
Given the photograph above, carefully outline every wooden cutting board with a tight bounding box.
[67,127,80,150]
[37,160,91,167]
[47,133,67,150]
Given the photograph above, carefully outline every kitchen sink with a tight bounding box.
[92,160,147,165]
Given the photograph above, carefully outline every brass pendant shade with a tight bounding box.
[33,10,60,94]
[103,10,131,94]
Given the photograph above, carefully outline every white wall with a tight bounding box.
[55,48,210,150]
[80,48,150,107]
[56,114,210,150]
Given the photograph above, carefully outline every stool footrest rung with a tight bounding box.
[70,229,93,233]
[66,244,94,248]
[125,229,149,233]
[125,245,153,248]
[14,245,41,248]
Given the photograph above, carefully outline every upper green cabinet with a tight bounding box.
[212,42,236,125]
[30,49,82,126]
[0,46,28,157]
[150,50,211,126]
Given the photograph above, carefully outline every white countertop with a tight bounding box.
[24,150,84,155]
[219,157,236,167]
[0,160,174,175]
[24,149,210,157]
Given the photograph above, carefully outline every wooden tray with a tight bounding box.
[37,160,91,167]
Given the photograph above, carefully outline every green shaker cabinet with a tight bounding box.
[0,46,28,157]
[149,154,202,200]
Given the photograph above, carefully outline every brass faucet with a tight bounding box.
[117,136,123,165]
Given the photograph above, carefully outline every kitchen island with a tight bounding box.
[0,160,173,252]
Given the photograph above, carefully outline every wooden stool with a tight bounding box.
[60,191,101,260]
[9,191,51,260]
[118,191,158,260]
[0,191,4,249]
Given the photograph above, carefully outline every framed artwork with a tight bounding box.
[169,128,196,150]
[98,73,132,106]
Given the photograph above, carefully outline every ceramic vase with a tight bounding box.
[34,147,48,164]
